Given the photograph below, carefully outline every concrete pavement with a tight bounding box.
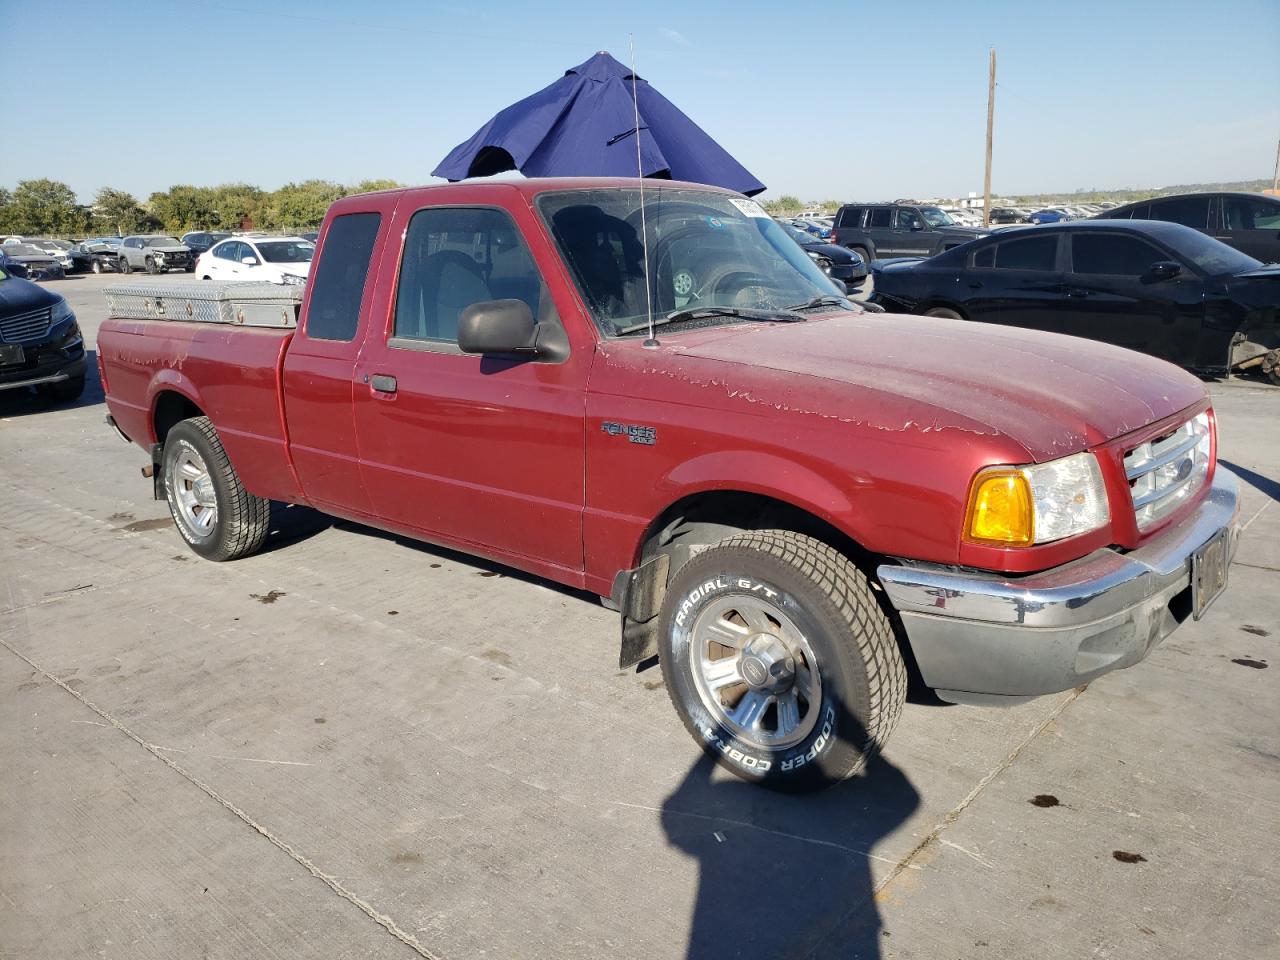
[1,272,1277,959]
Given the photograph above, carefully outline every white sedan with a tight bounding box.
[195,235,314,285]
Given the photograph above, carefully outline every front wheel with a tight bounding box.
[163,417,270,561]
[91,260,103,275]
[118,257,131,275]
[657,531,906,791]
[144,256,158,275]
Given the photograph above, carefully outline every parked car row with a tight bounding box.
[3,236,118,276]
[870,218,1280,384]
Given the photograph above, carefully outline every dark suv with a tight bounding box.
[1094,192,1280,263]
[833,202,989,262]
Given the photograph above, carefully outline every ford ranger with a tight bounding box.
[98,179,1241,790]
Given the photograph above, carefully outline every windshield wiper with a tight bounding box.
[615,305,803,335]
[784,295,850,312]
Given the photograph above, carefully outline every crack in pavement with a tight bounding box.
[802,686,1085,959]
[0,630,442,960]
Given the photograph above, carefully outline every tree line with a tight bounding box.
[0,178,404,238]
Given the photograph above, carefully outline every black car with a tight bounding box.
[778,221,868,292]
[181,231,233,258]
[989,207,1029,224]
[1094,192,1280,264]
[0,262,86,401]
[300,231,319,243]
[870,220,1280,383]
[832,202,989,263]
[0,243,65,281]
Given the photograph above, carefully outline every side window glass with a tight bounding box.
[894,208,921,229]
[1149,196,1210,229]
[1071,235,1165,276]
[305,212,381,342]
[840,206,864,228]
[972,245,995,268]
[993,235,1058,271]
[393,207,546,345]
[1225,197,1280,230]
[866,208,892,228]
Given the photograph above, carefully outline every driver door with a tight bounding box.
[352,198,590,574]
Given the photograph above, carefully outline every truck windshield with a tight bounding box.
[537,186,847,336]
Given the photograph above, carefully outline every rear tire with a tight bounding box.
[657,530,906,791]
[162,417,270,561]
[851,246,871,265]
[38,374,85,404]
[924,306,964,320]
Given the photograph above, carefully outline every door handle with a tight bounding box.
[369,374,398,394]
[1065,287,1090,298]
[967,281,983,289]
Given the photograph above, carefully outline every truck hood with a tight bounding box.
[662,313,1206,463]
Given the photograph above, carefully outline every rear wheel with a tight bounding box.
[1262,348,1280,387]
[163,417,270,561]
[924,306,964,320]
[657,530,906,791]
[851,246,871,266]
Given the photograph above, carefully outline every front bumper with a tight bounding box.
[877,469,1241,705]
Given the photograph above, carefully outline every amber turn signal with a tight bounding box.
[965,469,1034,546]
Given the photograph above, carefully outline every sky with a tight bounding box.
[2,0,1278,204]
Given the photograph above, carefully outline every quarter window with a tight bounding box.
[1071,234,1166,276]
[992,235,1058,271]
[305,212,381,342]
[838,206,865,228]
[393,207,546,345]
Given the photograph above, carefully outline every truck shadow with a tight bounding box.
[663,711,919,959]
[260,503,601,604]
[1219,460,1280,504]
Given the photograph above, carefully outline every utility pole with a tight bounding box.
[1273,134,1279,194]
[983,48,996,227]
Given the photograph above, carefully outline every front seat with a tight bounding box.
[417,250,492,342]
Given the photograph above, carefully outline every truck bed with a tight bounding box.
[99,309,303,505]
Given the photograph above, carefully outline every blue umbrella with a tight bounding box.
[432,51,765,196]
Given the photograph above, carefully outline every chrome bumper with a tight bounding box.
[877,469,1242,705]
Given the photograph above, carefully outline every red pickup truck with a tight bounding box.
[99,178,1241,789]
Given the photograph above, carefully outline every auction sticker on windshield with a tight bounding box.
[728,197,769,219]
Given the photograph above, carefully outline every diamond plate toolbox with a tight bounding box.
[105,281,302,328]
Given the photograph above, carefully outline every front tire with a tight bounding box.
[657,531,906,791]
[118,257,131,275]
[162,417,270,561]
[144,256,158,275]
[91,260,103,275]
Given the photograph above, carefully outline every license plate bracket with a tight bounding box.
[1191,528,1230,620]
[0,343,24,365]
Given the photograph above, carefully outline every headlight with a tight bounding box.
[153,251,166,260]
[279,272,306,285]
[51,298,74,325]
[806,250,822,262]
[965,451,1109,546]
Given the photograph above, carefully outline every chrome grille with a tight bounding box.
[0,306,52,343]
[1124,413,1212,530]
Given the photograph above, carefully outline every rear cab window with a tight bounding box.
[304,212,382,341]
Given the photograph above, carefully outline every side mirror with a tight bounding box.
[1145,261,1182,283]
[241,256,258,266]
[829,277,848,296]
[908,222,923,231]
[458,299,537,355]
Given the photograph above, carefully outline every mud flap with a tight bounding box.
[613,553,670,668]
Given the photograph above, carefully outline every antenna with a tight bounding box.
[629,33,658,348]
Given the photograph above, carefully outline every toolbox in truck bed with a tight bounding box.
[105,281,302,328]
